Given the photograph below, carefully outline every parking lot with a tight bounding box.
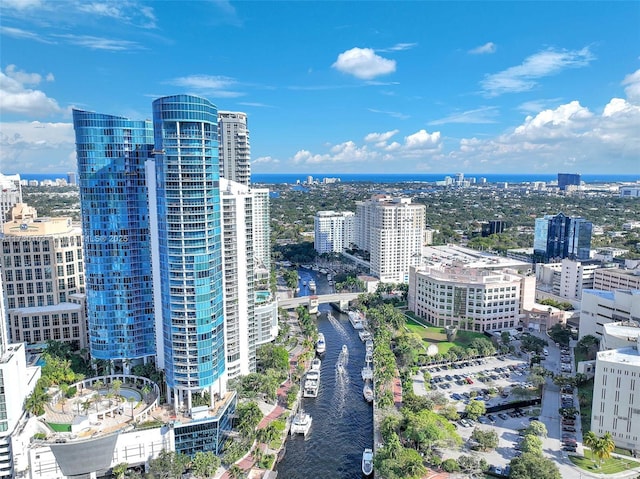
[413,355,535,411]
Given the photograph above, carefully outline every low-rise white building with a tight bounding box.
[408,265,535,332]
[591,341,640,453]
[580,289,640,340]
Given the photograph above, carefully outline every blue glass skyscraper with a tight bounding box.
[533,213,593,263]
[151,95,225,410]
[73,110,156,369]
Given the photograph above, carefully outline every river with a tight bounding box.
[275,269,374,479]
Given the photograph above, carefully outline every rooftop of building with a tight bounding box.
[9,301,84,314]
[415,264,524,285]
[420,244,532,271]
[597,344,640,366]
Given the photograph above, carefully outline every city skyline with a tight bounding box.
[1,1,639,175]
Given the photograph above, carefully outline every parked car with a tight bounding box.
[563,426,577,432]
[529,416,539,421]
[487,414,497,422]
[563,445,577,452]
[498,413,508,420]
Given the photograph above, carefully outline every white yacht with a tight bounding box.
[311,358,321,371]
[361,364,373,381]
[316,333,326,355]
[362,448,374,476]
[348,311,364,330]
[308,280,316,293]
[363,381,374,403]
[359,330,372,342]
[303,370,320,398]
[290,410,312,436]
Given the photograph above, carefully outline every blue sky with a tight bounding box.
[1,1,639,175]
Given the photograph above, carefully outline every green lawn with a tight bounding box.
[569,453,640,474]
[577,378,594,433]
[405,318,487,354]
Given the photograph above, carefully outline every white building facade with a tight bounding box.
[218,111,251,186]
[314,210,355,254]
[591,342,640,453]
[355,196,425,283]
[408,266,534,332]
[580,289,640,340]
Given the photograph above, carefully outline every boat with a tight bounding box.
[308,280,316,292]
[336,361,345,374]
[365,350,373,363]
[303,370,320,397]
[365,339,374,353]
[359,330,372,342]
[303,281,307,287]
[362,448,374,476]
[361,365,373,381]
[342,344,348,355]
[348,311,364,330]
[363,381,374,403]
[311,358,321,371]
[290,410,312,436]
[316,333,326,354]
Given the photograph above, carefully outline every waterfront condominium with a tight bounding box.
[73,110,156,372]
[533,212,593,263]
[355,195,425,283]
[314,210,355,254]
[218,111,251,186]
[150,95,226,411]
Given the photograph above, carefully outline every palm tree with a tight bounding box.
[25,387,49,416]
[583,431,598,462]
[595,433,616,467]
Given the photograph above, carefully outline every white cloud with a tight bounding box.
[53,34,144,51]
[622,69,640,103]
[252,156,280,166]
[368,108,410,120]
[469,42,496,55]
[429,106,499,125]
[166,75,244,98]
[0,121,76,172]
[332,47,396,80]
[404,130,441,150]
[481,47,595,96]
[0,65,62,116]
[364,130,399,143]
[0,26,52,43]
[76,1,157,28]
[1,0,42,9]
[378,42,417,52]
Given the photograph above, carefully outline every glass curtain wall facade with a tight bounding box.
[534,213,592,263]
[152,95,225,410]
[73,110,156,367]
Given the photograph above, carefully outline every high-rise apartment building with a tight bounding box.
[557,173,581,191]
[251,187,271,277]
[0,174,21,225]
[150,95,226,410]
[73,109,156,372]
[533,213,592,263]
[314,210,355,254]
[218,111,250,186]
[355,195,425,283]
[1,203,87,350]
[0,279,41,479]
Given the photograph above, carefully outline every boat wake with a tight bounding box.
[327,312,351,342]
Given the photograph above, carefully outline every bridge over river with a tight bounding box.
[278,292,360,311]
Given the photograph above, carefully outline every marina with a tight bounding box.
[276,296,373,478]
[303,369,320,398]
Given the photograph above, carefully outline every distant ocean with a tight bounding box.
[13,172,640,185]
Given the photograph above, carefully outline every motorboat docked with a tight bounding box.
[361,365,373,381]
[303,370,320,398]
[365,350,373,363]
[348,311,364,330]
[308,280,316,293]
[363,381,374,403]
[311,358,321,371]
[290,410,312,436]
[362,448,374,476]
[316,333,326,354]
[359,330,372,342]
[365,339,374,353]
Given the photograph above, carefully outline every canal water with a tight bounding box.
[276,269,374,479]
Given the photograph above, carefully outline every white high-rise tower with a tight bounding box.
[218,111,251,186]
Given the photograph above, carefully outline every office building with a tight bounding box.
[73,109,156,372]
[314,210,355,254]
[150,95,226,411]
[1,203,87,350]
[355,195,425,283]
[594,267,640,291]
[533,213,592,263]
[558,173,581,191]
[0,174,21,225]
[218,111,251,186]
[481,220,507,237]
[0,280,41,479]
[535,258,605,301]
[408,265,534,332]
[66,172,77,186]
[591,341,640,453]
[620,186,640,198]
[579,289,640,340]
